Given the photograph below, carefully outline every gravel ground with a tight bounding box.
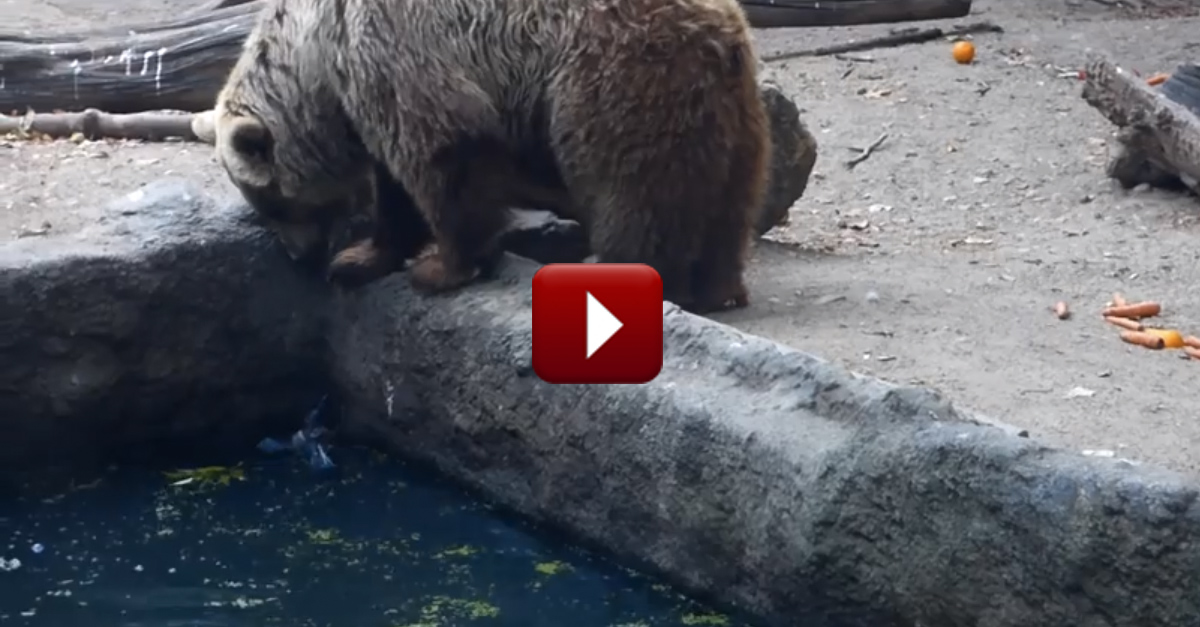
[4,0,1200,474]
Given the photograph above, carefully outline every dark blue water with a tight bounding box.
[1,447,748,627]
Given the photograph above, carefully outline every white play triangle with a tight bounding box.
[585,291,623,359]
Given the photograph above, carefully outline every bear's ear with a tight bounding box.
[228,116,273,163]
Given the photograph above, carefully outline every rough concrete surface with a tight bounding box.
[5,166,1200,625]
[328,253,1200,627]
[0,181,330,483]
[7,0,1200,476]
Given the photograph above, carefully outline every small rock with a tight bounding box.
[15,221,51,238]
[951,236,994,246]
[1064,386,1096,399]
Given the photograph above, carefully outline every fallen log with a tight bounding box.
[0,0,972,114]
[1082,55,1200,192]
[0,109,199,140]
[0,2,258,114]
[741,0,971,28]
[0,1,261,44]
[762,21,1001,63]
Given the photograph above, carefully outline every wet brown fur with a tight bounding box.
[213,0,770,313]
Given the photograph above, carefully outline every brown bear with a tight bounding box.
[213,0,771,313]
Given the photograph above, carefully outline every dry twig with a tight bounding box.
[845,133,889,169]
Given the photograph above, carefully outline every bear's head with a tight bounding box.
[212,39,370,265]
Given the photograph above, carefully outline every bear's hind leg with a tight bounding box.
[687,221,750,313]
[585,210,695,310]
[687,126,767,313]
[684,189,757,314]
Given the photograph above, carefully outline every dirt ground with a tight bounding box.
[5,0,1200,475]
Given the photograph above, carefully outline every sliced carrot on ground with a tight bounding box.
[1145,328,1185,349]
[1147,73,1170,86]
[1185,335,1200,349]
[1053,301,1070,320]
[1104,316,1144,331]
[1102,302,1161,319]
[1120,330,1166,350]
[1184,346,1200,360]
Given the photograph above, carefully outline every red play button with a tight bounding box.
[531,264,663,384]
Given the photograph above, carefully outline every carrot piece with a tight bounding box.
[1145,328,1185,349]
[1053,301,1070,320]
[1120,330,1165,350]
[1147,73,1170,86]
[1102,302,1161,319]
[1185,335,1200,349]
[1111,293,1127,307]
[1184,346,1200,360]
[1104,316,1143,331]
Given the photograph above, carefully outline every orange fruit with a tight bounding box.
[952,41,976,65]
[1146,328,1185,349]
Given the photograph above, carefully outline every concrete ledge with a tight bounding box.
[0,181,330,480]
[329,256,1200,627]
[6,183,1200,626]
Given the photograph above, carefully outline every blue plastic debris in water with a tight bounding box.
[257,395,335,471]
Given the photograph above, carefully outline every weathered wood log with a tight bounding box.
[1082,55,1200,192]
[0,0,972,115]
[0,1,261,44]
[762,21,1001,62]
[0,109,199,140]
[741,0,971,29]
[186,0,258,16]
[0,2,259,114]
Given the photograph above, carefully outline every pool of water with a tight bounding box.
[1,446,750,627]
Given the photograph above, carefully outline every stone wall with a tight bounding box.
[4,181,1200,627]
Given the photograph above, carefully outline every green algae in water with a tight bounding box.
[1,448,752,627]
